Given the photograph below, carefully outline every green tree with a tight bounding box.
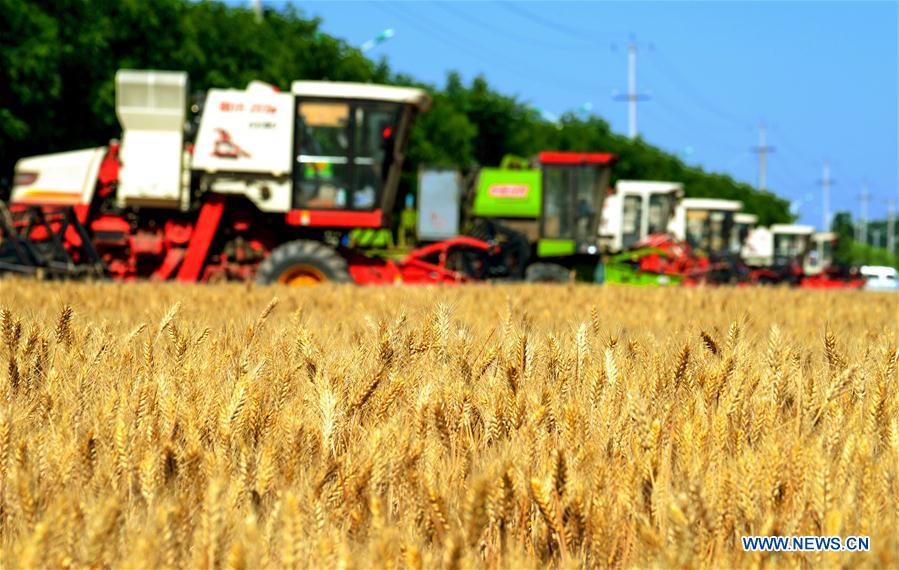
[0,0,793,227]
[830,211,898,269]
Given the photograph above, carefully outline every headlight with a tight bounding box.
[13,171,38,186]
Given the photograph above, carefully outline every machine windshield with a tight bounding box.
[621,195,642,249]
[542,163,610,243]
[773,233,810,264]
[295,100,403,210]
[542,167,572,239]
[647,193,675,235]
[685,209,735,256]
[731,222,752,254]
[821,239,833,264]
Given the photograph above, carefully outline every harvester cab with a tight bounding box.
[805,232,836,275]
[471,152,615,254]
[599,180,683,252]
[741,224,813,284]
[191,77,430,221]
[732,213,758,254]
[744,229,863,288]
[670,198,743,258]
[770,224,814,267]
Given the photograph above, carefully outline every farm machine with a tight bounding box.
[733,213,758,250]
[2,69,525,286]
[599,180,683,253]
[742,225,863,288]
[598,191,751,286]
[597,180,688,285]
[463,152,617,282]
[413,152,618,283]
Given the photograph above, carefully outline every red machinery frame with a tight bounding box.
[348,236,493,285]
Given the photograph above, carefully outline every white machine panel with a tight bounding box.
[417,168,461,241]
[11,147,106,205]
[192,88,294,176]
[116,70,188,208]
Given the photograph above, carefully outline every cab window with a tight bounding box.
[295,100,402,210]
[686,210,710,252]
[542,167,571,239]
[621,195,643,248]
[647,193,673,235]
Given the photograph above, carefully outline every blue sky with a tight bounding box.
[289,1,897,228]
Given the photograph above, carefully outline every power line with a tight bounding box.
[495,1,618,43]
[434,3,594,51]
[650,96,748,152]
[372,2,612,98]
[766,125,820,169]
[646,49,753,129]
[640,103,702,153]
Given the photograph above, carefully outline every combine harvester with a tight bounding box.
[461,152,617,282]
[598,180,687,285]
[1,69,529,286]
[742,225,864,288]
[599,191,751,286]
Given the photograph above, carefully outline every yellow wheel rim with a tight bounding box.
[278,265,326,287]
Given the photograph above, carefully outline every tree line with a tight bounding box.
[2,0,793,225]
[830,212,898,269]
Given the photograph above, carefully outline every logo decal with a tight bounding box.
[488,184,529,198]
[212,129,251,159]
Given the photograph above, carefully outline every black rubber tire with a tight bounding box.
[255,240,352,285]
[525,262,571,283]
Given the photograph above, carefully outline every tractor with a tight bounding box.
[2,69,517,285]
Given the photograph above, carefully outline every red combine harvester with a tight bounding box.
[741,225,864,288]
[600,196,754,286]
[2,70,510,285]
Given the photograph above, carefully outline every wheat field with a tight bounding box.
[0,279,896,569]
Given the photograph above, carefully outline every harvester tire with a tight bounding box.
[525,262,571,283]
[256,240,352,286]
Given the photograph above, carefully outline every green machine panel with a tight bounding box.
[472,168,542,218]
[537,239,576,257]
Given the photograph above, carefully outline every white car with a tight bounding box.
[860,265,898,291]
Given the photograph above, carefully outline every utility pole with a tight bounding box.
[253,0,262,22]
[751,122,775,192]
[887,199,896,254]
[815,161,832,231]
[614,37,650,140]
[858,183,871,246]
